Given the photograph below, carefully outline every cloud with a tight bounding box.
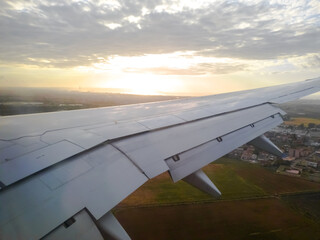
[303,55,320,69]
[288,54,320,69]
[0,0,319,68]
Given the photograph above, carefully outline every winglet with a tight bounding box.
[249,135,283,158]
[183,169,221,198]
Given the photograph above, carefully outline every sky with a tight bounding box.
[0,0,319,96]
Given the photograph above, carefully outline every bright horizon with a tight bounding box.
[0,1,319,97]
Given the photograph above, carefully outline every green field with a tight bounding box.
[120,158,320,207]
[116,158,320,239]
[284,117,320,126]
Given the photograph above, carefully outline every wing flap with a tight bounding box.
[0,144,148,239]
[113,104,283,178]
[42,210,105,240]
[166,113,283,182]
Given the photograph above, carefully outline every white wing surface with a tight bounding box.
[0,77,320,239]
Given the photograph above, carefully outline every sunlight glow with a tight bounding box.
[72,52,250,95]
[74,52,240,95]
[100,74,182,95]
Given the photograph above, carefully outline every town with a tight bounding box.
[228,121,320,182]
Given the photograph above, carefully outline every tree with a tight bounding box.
[308,123,316,129]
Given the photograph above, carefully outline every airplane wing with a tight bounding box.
[0,77,320,239]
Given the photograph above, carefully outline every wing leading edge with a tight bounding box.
[0,77,320,239]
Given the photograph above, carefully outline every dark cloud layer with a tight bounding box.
[0,0,319,68]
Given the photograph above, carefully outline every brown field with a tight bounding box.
[285,117,320,126]
[282,192,320,222]
[115,198,320,240]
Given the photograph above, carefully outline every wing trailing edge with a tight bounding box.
[97,212,131,240]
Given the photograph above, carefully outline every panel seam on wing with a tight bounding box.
[109,143,149,179]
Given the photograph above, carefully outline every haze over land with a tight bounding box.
[0,87,180,115]
[0,0,319,96]
[1,87,319,117]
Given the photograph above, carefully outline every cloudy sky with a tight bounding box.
[0,0,319,95]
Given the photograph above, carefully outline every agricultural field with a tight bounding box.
[119,158,320,207]
[282,192,320,222]
[115,198,320,240]
[279,100,320,119]
[116,158,320,239]
[284,117,320,126]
